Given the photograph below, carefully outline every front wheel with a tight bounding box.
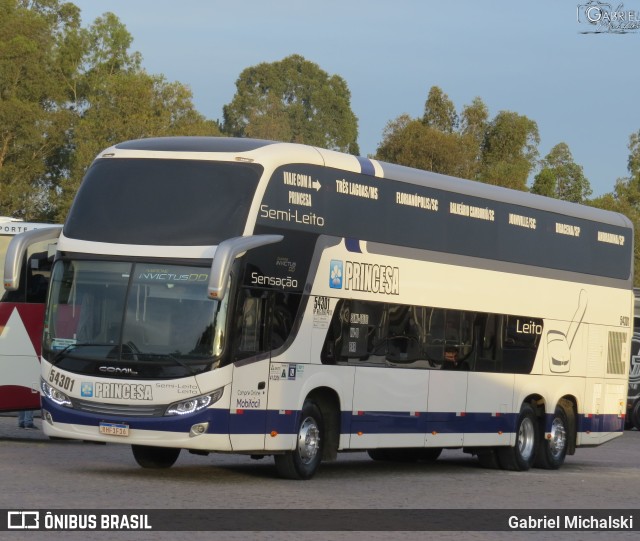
[274,401,324,480]
[497,403,538,471]
[131,445,181,469]
[535,405,570,470]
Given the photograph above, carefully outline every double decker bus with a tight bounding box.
[0,217,59,412]
[4,137,633,479]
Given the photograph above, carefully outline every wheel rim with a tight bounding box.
[548,417,567,459]
[297,416,320,464]
[518,416,536,461]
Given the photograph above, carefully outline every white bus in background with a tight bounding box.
[4,137,633,479]
[0,217,58,412]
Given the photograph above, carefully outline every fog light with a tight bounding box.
[43,409,54,426]
[189,422,209,437]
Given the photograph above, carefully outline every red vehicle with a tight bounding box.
[0,218,58,412]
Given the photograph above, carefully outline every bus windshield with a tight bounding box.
[64,158,262,245]
[43,260,227,377]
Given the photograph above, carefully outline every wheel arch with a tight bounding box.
[557,395,578,455]
[305,386,341,461]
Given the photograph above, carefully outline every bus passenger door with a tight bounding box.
[228,292,271,451]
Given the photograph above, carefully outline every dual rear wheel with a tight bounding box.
[478,402,571,471]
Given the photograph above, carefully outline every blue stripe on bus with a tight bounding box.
[356,156,375,176]
[345,238,362,253]
[43,398,624,437]
[577,413,625,434]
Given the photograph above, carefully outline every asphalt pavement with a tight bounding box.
[0,411,46,442]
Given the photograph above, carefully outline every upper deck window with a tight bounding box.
[65,159,262,245]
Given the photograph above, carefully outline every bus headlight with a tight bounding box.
[41,379,72,407]
[164,388,224,416]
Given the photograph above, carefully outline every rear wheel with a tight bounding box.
[131,445,181,468]
[274,401,324,480]
[497,403,538,471]
[535,405,570,469]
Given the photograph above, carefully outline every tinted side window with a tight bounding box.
[321,299,542,375]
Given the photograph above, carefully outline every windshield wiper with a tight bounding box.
[50,343,115,365]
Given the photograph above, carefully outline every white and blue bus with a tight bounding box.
[4,137,633,479]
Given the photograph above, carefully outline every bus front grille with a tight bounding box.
[71,398,166,417]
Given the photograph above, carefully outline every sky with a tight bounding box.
[71,0,640,197]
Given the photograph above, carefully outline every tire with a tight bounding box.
[274,401,324,480]
[631,400,640,431]
[497,403,538,471]
[535,405,570,470]
[368,448,442,462]
[131,445,181,469]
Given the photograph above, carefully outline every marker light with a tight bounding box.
[165,388,224,416]
[41,379,72,407]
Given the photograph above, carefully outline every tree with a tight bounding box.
[377,89,507,182]
[55,13,219,219]
[222,54,359,154]
[531,143,592,202]
[459,97,489,180]
[376,88,542,190]
[589,131,640,286]
[422,86,458,133]
[479,111,540,191]
[0,4,220,221]
[376,115,476,178]
[0,0,80,219]
[627,129,640,183]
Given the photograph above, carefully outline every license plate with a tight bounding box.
[99,422,129,437]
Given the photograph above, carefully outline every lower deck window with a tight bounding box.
[321,299,541,374]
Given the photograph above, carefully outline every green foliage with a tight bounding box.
[531,143,592,203]
[627,129,640,182]
[479,111,539,190]
[222,54,359,154]
[376,115,477,179]
[589,133,640,286]
[422,87,458,133]
[0,1,219,221]
[376,87,539,190]
[0,0,78,219]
